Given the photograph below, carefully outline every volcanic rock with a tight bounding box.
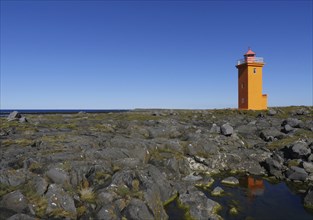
[221,124,233,136]
[7,111,21,121]
[0,190,28,213]
[124,199,154,220]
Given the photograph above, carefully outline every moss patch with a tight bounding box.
[0,138,34,147]
[115,184,144,200]
[77,205,87,218]
[21,182,48,218]
[0,183,18,197]
[268,129,313,150]
[163,192,178,206]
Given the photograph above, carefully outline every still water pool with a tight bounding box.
[165,176,313,220]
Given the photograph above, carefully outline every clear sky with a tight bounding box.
[1,0,312,109]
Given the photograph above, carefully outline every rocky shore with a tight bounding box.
[0,106,313,219]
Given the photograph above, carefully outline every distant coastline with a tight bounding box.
[1,106,312,117]
[0,109,130,117]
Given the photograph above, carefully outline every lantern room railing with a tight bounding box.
[237,57,264,65]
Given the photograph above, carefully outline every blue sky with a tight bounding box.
[1,0,312,109]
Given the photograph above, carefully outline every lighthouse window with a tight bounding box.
[241,98,245,104]
[253,68,257,74]
[241,83,244,89]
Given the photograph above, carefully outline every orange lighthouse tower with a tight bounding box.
[236,48,267,110]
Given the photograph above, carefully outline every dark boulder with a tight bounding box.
[281,124,293,134]
[0,190,28,213]
[282,118,303,128]
[290,142,311,159]
[262,158,285,179]
[221,124,233,136]
[124,199,154,220]
[294,108,309,116]
[286,166,308,181]
[260,128,284,142]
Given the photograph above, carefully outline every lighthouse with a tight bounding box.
[236,48,267,110]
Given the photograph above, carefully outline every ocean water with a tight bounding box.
[0,109,129,117]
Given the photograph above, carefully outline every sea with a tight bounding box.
[0,109,130,117]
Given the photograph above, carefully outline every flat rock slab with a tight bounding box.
[221,177,239,185]
[46,167,70,185]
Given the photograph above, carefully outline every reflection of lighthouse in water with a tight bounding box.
[247,176,265,201]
